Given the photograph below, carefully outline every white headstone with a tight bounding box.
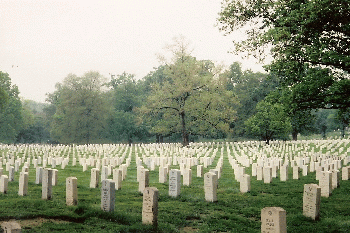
[101,179,115,212]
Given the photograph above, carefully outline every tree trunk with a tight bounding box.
[181,111,189,146]
[292,130,298,141]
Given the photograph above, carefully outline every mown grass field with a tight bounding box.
[0,141,350,232]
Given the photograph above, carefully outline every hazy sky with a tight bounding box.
[0,0,265,103]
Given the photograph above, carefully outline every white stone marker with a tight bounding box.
[8,166,14,182]
[0,175,8,194]
[183,168,192,186]
[204,172,218,202]
[66,177,78,206]
[52,169,58,186]
[197,165,203,177]
[101,179,115,212]
[159,167,167,183]
[263,167,272,184]
[90,168,100,188]
[142,187,159,226]
[280,165,288,182]
[169,169,181,197]
[256,166,263,181]
[303,184,321,220]
[319,171,332,197]
[42,168,53,200]
[112,168,122,190]
[101,166,108,181]
[139,168,149,193]
[342,166,350,180]
[35,167,43,184]
[18,172,29,196]
[240,174,251,193]
[261,207,287,233]
[293,166,299,179]
[331,170,340,189]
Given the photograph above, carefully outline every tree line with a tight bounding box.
[1,0,349,145]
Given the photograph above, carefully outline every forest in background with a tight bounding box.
[1,0,349,145]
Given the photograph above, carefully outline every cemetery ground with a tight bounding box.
[0,141,350,232]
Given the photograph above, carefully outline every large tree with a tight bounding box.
[107,72,149,144]
[245,100,291,144]
[47,71,110,144]
[0,71,24,143]
[218,0,350,110]
[140,38,237,146]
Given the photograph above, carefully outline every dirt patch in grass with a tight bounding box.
[180,226,199,232]
[1,218,71,229]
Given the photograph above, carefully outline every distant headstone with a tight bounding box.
[204,172,218,202]
[66,177,78,206]
[18,172,29,196]
[342,166,350,180]
[169,169,181,197]
[101,179,115,212]
[52,169,58,186]
[35,167,43,184]
[42,168,53,200]
[261,207,287,233]
[183,168,192,186]
[256,166,263,181]
[240,174,250,193]
[197,165,203,177]
[331,170,340,189]
[280,165,288,182]
[142,187,159,226]
[139,168,149,193]
[0,175,8,194]
[8,166,15,182]
[90,168,100,188]
[263,167,272,183]
[293,166,299,180]
[319,171,332,197]
[112,168,122,190]
[303,184,321,220]
[159,166,167,183]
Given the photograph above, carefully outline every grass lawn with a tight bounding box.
[0,140,350,232]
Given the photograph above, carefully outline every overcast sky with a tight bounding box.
[0,0,265,103]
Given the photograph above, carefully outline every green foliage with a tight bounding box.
[0,72,24,143]
[140,38,237,146]
[48,71,110,144]
[245,100,291,143]
[222,62,278,137]
[218,0,350,109]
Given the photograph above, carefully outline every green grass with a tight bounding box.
[0,141,350,232]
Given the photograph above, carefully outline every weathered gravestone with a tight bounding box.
[280,165,288,182]
[169,169,181,197]
[293,166,299,180]
[204,172,218,202]
[261,207,287,233]
[303,184,321,220]
[8,166,14,182]
[66,177,78,206]
[263,167,272,184]
[42,168,53,200]
[331,170,340,189]
[142,187,159,226]
[90,168,100,188]
[1,220,21,233]
[18,172,28,196]
[52,169,58,186]
[101,179,115,212]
